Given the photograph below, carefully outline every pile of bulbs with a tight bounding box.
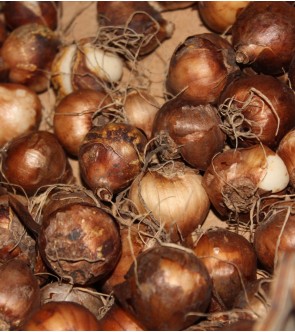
[0,1,295,330]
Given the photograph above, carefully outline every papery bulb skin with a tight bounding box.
[53,89,112,157]
[99,304,144,331]
[254,202,295,272]
[3,2,58,30]
[166,33,240,104]
[219,74,295,149]
[202,144,289,220]
[79,123,147,201]
[192,228,257,309]
[102,226,145,292]
[114,246,212,331]
[0,259,41,330]
[38,202,122,285]
[1,131,74,196]
[40,281,105,319]
[1,23,60,92]
[22,301,101,331]
[0,193,36,269]
[128,162,210,242]
[277,129,295,189]
[231,1,295,75]
[232,278,271,321]
[152,97,226,171]
[97,1,175,56]
[51,44,77,99]
[51,40,124,100]
[124,90,160,139]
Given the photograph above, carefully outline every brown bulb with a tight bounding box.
[289,53,295,91]
[231,2,295,75]
[0,17,7,47]
[254,200,295,272]
[38,200,122,285]
[22,301,101,331]
[102,225,145,292]
[1,131,74,196]
[233,278,271,320]
[114,245,212,331]
[166,33,240,104]
[152,97,226,171]
[202,144,289,219]
[192,228,257,309]
[0,193,36,268]
[97,1,174,56]
[1,23,60,92]
[53,89,112,157]
[0,259,40,330]
[99,303,144,331]
[219,74,295,149]
[3,2,58,30]
[198,1,249,34]
[79,123,147,200]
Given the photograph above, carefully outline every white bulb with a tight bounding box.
[258,154,289,193]
[83,45,123,83]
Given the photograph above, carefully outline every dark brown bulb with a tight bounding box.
[1,131,74,196]
[38,201,122,285]
[3,2,58,30]
[79,123,147,200]
[114,245,212,331]
[231,1,295,75]
[0,259,41,330]
[192,228,257,309]
[219,74,295,149]
[152,97,226,171]
[97,1,174,56]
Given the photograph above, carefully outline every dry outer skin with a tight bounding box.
[79,123,147,200]
[38,203,121,285]
[202,145,267,218]
[0,194,36,268]
[254,208,295,272]
[114,246,212,331]
[192,228,257,309]
[0,259,40,330]
[38,3,224,230]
